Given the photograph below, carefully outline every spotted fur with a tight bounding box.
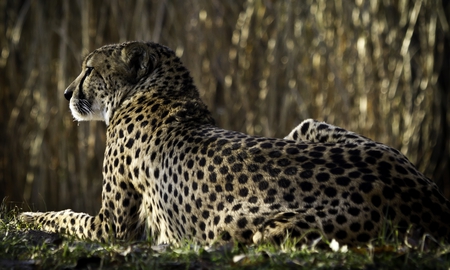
[21,41,450,246]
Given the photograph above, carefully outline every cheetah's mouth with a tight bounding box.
[74,99,93,116]
[69,97,93,122]
[69,97,106,123]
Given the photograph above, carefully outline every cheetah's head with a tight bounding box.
[64,41,198,125]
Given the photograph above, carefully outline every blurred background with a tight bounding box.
[1,0,449,214]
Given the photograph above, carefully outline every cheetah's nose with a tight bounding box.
[64,89,73,101]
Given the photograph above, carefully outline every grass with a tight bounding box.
[1,204,450,269]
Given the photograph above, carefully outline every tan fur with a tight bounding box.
[21,41,450,246]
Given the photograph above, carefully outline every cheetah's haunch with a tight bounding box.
[21,41,450,246]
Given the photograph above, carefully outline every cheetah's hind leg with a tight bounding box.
[284,119,374,144]
[252,210,330,247]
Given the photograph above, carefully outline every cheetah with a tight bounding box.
[284,119,373,145]
[21,41,450,246]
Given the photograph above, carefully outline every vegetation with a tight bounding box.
[1,204,450,269]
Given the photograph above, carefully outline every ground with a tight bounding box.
[2,205,450,269]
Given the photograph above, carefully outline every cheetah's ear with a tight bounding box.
[121,42,154,83]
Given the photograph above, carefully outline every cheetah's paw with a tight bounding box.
[19,212,43,224]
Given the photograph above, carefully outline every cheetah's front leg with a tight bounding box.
[20,177,143,242]
[20,209,110,242]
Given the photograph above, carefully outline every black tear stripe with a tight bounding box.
[79,67,93,100]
